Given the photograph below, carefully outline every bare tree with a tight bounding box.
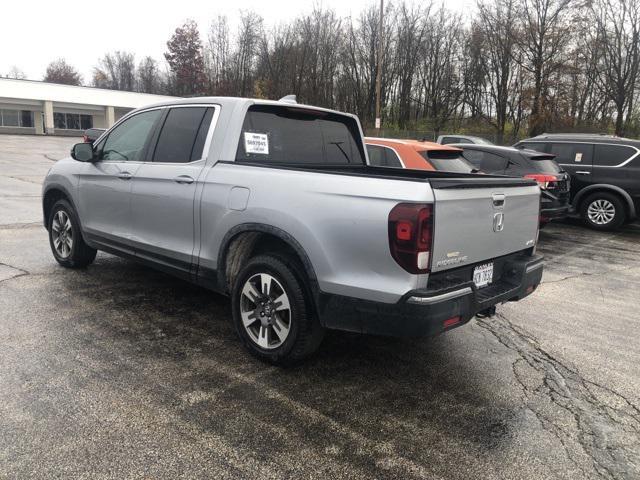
[136,56,163,94]
[476,0,519,143]
[44,59,82,85]
[93,51,136,91]
[518,0,573,136]
[591,0,640,135]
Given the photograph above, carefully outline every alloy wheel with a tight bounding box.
[239,273,292,350]
[587,199,616,225]
[52,210,73,258]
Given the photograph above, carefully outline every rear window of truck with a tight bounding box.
[236,105,366,166]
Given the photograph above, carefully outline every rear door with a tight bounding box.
[429,177,540,272]
[129,105,216,278]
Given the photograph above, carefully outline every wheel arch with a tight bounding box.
[215,223,320,297]
[42,184,78,230]
[573,184,636,220]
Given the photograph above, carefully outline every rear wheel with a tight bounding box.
[580,192,626,231]
[231,254,324,365]
[48,199,97,268]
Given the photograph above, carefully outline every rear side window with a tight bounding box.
[153,107,214,163]
[549,143,592,165]
[526,154,562,173]
[236,105,365,165]
[593,144,636,167]
[441,136,462,144]
[419,150,474,172]
[462,149,507,173]
[366,144,402,168]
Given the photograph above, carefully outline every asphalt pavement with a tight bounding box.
[1,134,639,479]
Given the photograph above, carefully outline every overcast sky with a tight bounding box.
[1,0,475,82]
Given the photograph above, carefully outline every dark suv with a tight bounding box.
[458,144,570,223]
[514,134,640,230]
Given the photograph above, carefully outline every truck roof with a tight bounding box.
[140,96,355,119]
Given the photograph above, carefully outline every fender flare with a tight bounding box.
[572,184,636,219]
[216,223,320,292]
[42,183,81,229]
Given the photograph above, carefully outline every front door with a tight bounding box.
[130,106,216,278]
[77,109,163,251]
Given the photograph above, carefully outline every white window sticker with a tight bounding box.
[244,132,269,155]
[575,152,583,162]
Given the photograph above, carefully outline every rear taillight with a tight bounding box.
[524,174,558,190]
[82,135,89,143]
[388,203,433,274]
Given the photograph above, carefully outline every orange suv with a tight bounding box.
[365,137,476,172]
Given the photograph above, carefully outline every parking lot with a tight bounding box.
[1,134,639,479]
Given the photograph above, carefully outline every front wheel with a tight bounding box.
[48,199,97,268]
[231,254,324,365]
[580,192,626,231]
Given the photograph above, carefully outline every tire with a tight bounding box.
[580,192,626,231]
[231,254,324,365]
[48,199,97,268]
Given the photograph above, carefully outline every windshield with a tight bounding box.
[419,150,476,173]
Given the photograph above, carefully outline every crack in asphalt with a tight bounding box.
[0,261,30,283]
[0,222,42,230]
[477,313,640,480]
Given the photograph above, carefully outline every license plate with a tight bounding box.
[473,262,494,288]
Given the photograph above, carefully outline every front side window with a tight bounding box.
[98,109,162,161]
[152,107,213,163]
[593,144,636,167]
[236,105,366,165]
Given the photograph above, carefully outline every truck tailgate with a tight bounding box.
[429,177,540,272]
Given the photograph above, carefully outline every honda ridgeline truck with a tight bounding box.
[42,97,544,364]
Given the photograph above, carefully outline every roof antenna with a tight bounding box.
[279,94,297,104]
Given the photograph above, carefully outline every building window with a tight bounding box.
[80,115,92,129]
[52,112,93,130]
[21,111,33,127]
[0,109,34,128]
[54,112,66,129]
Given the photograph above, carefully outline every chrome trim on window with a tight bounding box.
[545,141,639,168]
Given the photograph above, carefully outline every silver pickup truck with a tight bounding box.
[42,97,543,364]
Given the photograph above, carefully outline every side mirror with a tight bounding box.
[71,142,94,162]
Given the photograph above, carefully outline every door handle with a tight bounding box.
[117,172,133,180]
[173,175,194,184]
[575,171,591,175]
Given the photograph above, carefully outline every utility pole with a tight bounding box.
[375,0,384,135]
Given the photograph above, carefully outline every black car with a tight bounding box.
[514,134,640,230]
[458,144,571,223]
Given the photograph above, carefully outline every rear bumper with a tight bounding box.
[541,194,570,221]
[317,254,543,337]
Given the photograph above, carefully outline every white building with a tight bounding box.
[0,78,176,136]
